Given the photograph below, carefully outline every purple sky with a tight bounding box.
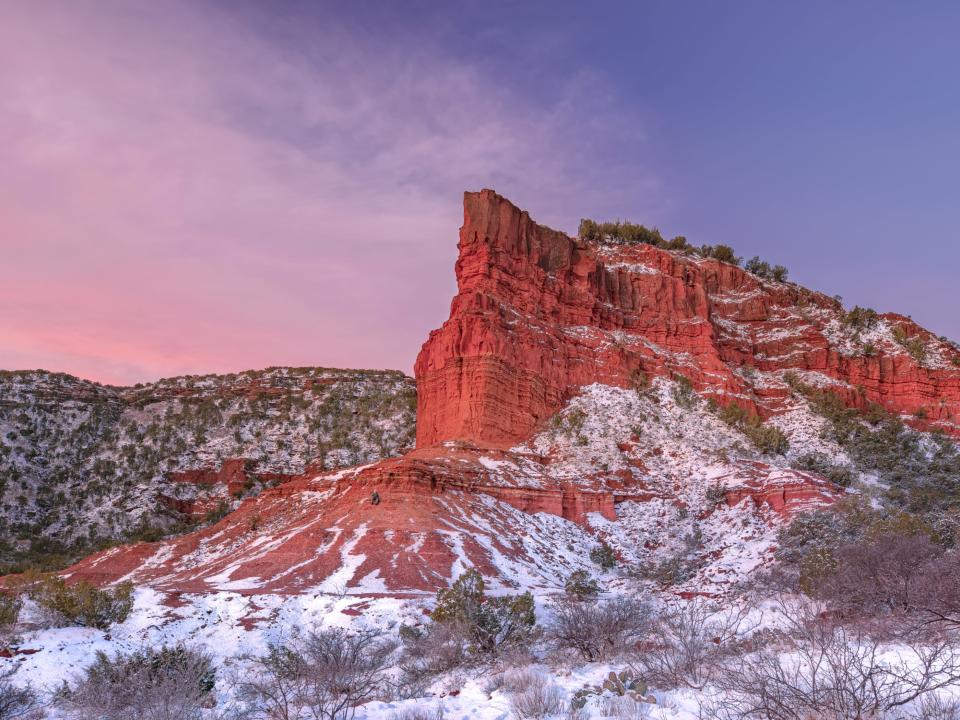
[3,1,959,385]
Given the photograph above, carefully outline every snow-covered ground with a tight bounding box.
[8,587,960,719]
[5,375,958,717]
[485,379,842,595]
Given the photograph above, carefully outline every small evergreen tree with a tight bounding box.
[700,244,741,265]
[745,256,771,277]
[431,569,535,655]
[843,306,879,331]
[590,542,617,569]
[27,575,133,630]
[564,570,601,599]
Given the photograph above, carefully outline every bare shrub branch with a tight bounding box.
[635,600,754,690]
[60,645,215,720]
[237,627,393,720]
[715,599,960,720]
[506,668,566,720]
[396,621,469,693]
[818,533,941,616]
[599,694,651,720]
[906,694,960,720]
[810,533,960,637]
[389,702,445,720]
[0,667,41,720]
[548,596,650,662]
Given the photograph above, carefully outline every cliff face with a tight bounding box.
[415,190,960,448]
[55,190,960,596]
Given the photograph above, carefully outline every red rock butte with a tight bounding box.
[59,190,960,594]
[417,189,959,447]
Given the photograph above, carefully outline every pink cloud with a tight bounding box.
[0,1,658,385]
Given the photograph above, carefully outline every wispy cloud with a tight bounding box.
[0,1,658,384]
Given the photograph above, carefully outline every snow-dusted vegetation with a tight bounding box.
[0,367,415,572]
[4,568,960,719]
[2,376,959,718]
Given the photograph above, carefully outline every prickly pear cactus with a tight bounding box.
[571,688,592,710]
[599,669,648,699]
[575,667,652,710]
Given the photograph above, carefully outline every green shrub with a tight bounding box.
[704,483,727,506]
[842,305,879,331]
[716,402,789,455]
[629,368,650,395]
[29,575,134,630]
[792,453,855,488]
[0,593,21,628]
[904,337,927,363]
[578,219,664,246]
[590,542,617,569]
[564,570,600,599]
[798,386,861,437]
[699,244,741,265]
[552,407,587,439]
[431,569,535,655]
[743,422,790,455]
[745,256,770,277]
[564,407,586,435]
[634,524,707,587]
[864,510,938,542]
[202,500,232,525]
[774,501,869,589]
[670,374,697,409]
[397,623,422,643]
[717,402,750,427]
[638,554,703,586]
[798,546,837,594]
[578,217,743,265]
[777,505,859,563]
[792,378,960,527]
[745,256,788,281]
[891,325,928,363]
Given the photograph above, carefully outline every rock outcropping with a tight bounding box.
[416,190,960,448]
[61,190,960,595]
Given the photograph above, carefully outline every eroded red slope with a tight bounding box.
[67,442,836,594]
[68,448,629,593]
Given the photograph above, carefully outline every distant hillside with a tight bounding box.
[0,366,415,571]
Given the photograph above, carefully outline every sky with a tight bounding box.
[2,1,959,385]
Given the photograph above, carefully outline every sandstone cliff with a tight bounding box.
[416,190,960,448]
[59,190,960,595]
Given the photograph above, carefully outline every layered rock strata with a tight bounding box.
[416,190,960,447]
[58,190,960,594]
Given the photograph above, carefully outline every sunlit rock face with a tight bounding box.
[62,190,960,595]
[416,189,959,448]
